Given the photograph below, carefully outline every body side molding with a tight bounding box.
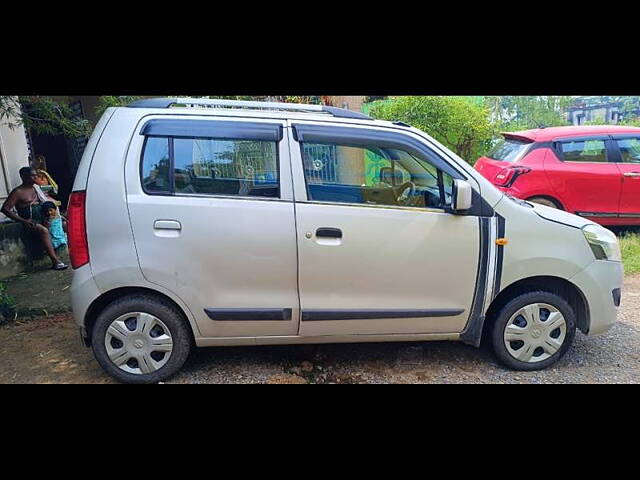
[204,308,292,321]
[301,309,465,321]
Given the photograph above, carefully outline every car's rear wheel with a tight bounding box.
[491,291,576,371]
[527,196,561,209]
[92,295,192,383]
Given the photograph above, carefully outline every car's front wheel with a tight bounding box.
[91,295,192,383]
[491,291,576,371]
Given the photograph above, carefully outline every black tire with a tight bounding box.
[527,196,561,210]
[490,291,576,371]
[91,294,192,384]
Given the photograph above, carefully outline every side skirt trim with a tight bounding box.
[575,211,620,218]
[301,309,465,321]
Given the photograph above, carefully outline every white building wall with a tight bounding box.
[0,109,30,221]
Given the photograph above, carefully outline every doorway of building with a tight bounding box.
[29,132,75,209]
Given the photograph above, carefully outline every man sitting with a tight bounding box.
[1,167,68,270]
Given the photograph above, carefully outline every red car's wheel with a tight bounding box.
[527,197,562,210]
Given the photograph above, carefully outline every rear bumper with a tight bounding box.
[570,260,623,335]
[494,185,524,197]
[70,263,101,330]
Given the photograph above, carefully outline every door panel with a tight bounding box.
[544,140,622,216]
[125,117,299,338]
[295,203,480,335]
[613,137,640,218]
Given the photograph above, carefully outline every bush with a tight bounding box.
[369,96,495,164]
[0,282,16,325]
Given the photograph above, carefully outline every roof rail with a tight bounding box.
[126,97,373,120]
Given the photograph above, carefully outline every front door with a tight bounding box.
[612,135,640,220]
[289,122,482,337]
[546,137,622,218]
[125,116,300,338]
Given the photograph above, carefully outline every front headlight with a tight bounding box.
[582,224,621,262]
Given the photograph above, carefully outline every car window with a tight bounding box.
[301,141,452,209]
[141,137,171,193]
[173,138,279,197]
[616,138,640,163]
[141,136,280,198]
[560,139,608,163]
[487,138,531,162]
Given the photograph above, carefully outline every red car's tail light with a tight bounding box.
[67,191,89,269]
[494,166,531,187]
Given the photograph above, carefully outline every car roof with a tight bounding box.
[504,125,640,142]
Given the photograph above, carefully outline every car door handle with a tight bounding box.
[624,172,640,177]
[154,220,182,230]
[316,227,342,238]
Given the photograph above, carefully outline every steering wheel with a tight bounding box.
[396,181,417,206]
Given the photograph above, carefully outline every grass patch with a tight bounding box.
[0,282,16,325]
[620,232,640,275]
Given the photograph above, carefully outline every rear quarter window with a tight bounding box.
[141,137,171,193]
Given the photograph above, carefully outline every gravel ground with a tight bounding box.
[1,276,639,384]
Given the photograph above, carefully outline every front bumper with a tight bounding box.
[570,260,623,335]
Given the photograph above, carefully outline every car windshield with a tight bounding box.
[487,138,531,162]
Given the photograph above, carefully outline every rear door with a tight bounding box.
[545,136,622,218]
[125,115,300,338]
[611,135,640,219]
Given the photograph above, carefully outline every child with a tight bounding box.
[41,201,68,250]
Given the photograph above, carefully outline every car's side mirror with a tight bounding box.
[452,179,472,212]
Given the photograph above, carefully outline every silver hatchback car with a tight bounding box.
[68,98,623,383]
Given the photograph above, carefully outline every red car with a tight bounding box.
[475,125,640,226]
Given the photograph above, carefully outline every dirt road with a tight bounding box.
[1,276,639,384]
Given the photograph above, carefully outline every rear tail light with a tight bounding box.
[494,166,531,187]
[67,191,89,269]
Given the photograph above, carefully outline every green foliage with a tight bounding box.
[583,113,608,126]
[0,96,91,138]
[368,96,496,164]
[612,96,640,118]
[618,116,640,127]
[0,282,16,325]
[95,96,144,117]
[364,96,388,103]
[620,232,640,275]
[485,96,572,131]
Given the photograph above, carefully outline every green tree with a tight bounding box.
[612,96,640,125]
[0,96,91,137]
[619,116,640,127]
[95,96,144,116]
[486,96,572,130]
[368,96,496,164]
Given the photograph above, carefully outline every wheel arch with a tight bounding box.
[83,286,197,346]
[525,194,565,210]
[485,275,590,338]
